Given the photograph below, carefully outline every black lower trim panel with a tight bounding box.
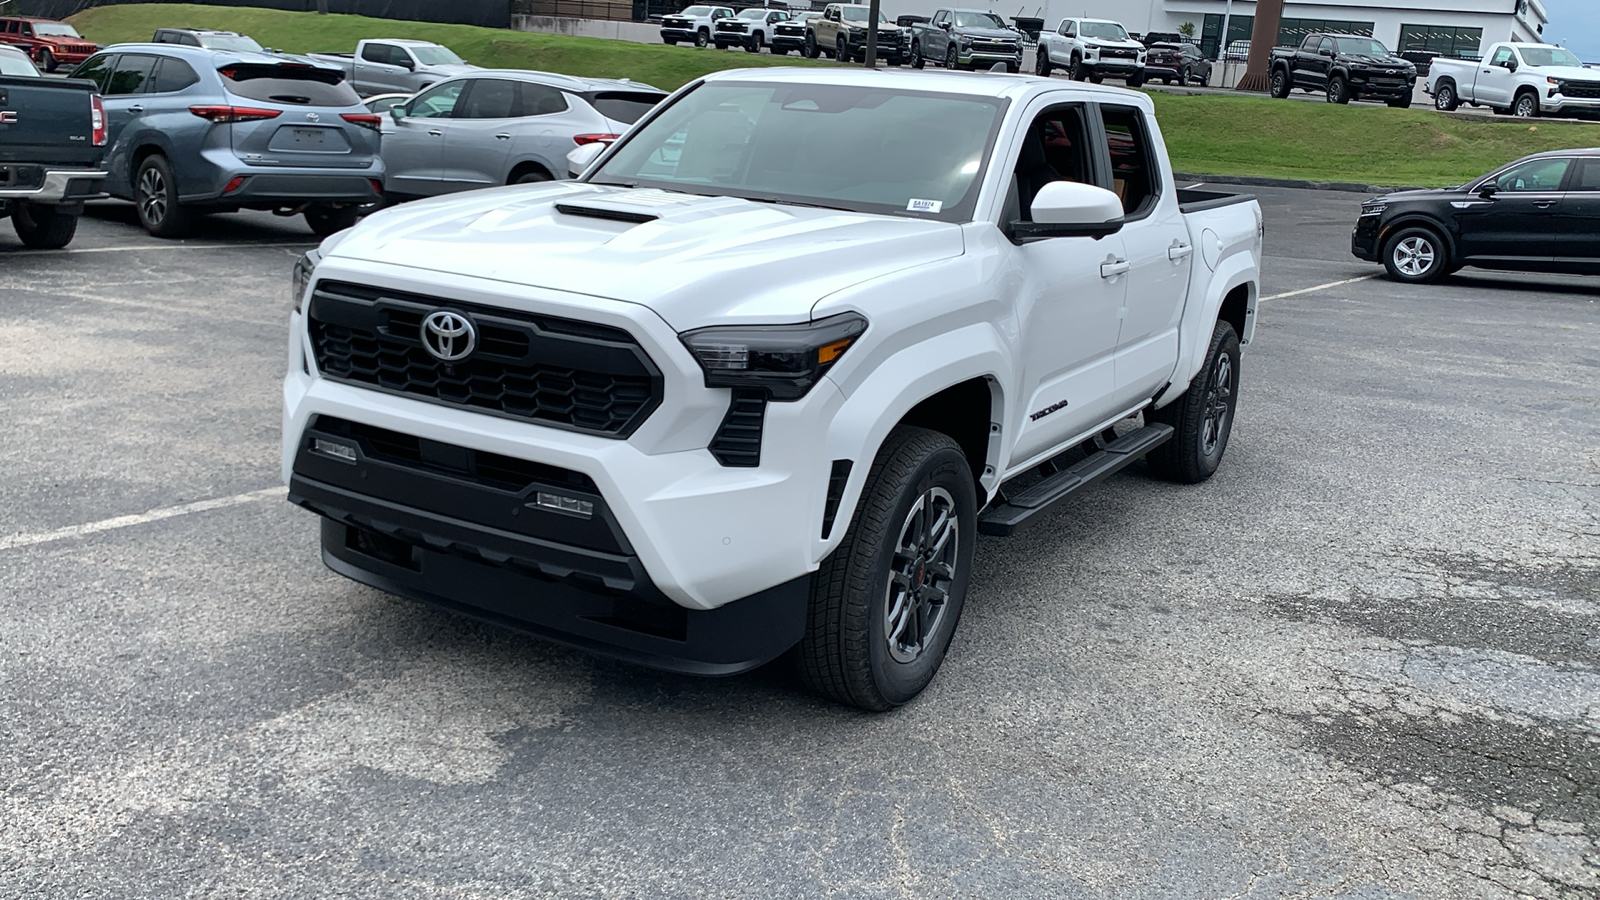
[301,504,810,677]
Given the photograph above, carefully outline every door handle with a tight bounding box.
[428,129,443,137]
[1168,242,1193,261]
[1533,200,1556,209]
[494,133,511,140]
[128,105,145,114]
[1100,259,1131,279]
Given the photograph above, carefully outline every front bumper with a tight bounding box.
[1351,214,1383,261]
[0,167,106,204]
[771,34,805,50]
[1084,56,1142,72]
[1542,95,1600,113]
[660,27,699,41]
[958,48,1023,66]
[1347,73,1416,98]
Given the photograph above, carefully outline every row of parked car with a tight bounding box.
[0,21,670,247]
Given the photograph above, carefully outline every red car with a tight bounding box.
[0,17,99,73]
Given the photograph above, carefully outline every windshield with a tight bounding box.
[841,7,887,23]
[1080,21,1128,41]
[1334,37,1390,56]
[952,11,1006,29]
[0,50,37,76]
[33,23,82,38]
[590,82,1005,223]
[1521,46,1583,68]
[410,46,463,66]
[682,6,714,14]
[202,34,265,52]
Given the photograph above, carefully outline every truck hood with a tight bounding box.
[1543,65,1599,81]
[1082,38,1140,50]
[417,62,479,77]
[1341,53,1411,68]
[957,26,1021,39]
[325,183,966,330]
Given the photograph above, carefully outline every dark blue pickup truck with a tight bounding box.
[0,45,107,249]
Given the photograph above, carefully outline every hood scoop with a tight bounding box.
[555,203,658,225]
[552,189,724,226]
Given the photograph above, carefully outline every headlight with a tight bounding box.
[292,249,320,313]
[1360,203,1388,217]
[680,313,868,401]
[958,35,972,49]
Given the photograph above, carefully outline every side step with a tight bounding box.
[977,424,1174,536]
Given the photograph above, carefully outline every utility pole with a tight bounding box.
[317,0,329,14]
[864,0,881,66]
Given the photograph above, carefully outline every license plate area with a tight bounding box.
[268,125,352,154]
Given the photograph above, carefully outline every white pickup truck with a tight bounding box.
[284,69,1262,710]
[1428,42,1600,118]
[1036,17,1147,85]
[306,40,477,98]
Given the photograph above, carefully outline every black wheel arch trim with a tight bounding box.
[1382,214,1458,258]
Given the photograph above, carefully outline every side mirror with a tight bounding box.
[399,57,416,71]
[1012,182,1126,240]
[568,141,606,178]
[940,21,951,30]
[390,105,406,122]
[1478,184,1498,199]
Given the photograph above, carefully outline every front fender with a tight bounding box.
[814,323,1009,562]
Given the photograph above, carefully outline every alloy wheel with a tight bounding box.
[1436,86,1454,110]
[1515,95,1537,117]
[138,166,168,226]
[1393,236,1436,278]
[1201,353,1233,456]
[883,486,959,665]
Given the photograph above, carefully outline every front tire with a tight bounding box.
[1125,70,1144,88]
[745,34,761,53]
[1513,90,1540,118]
[133,154,192,239]
[303,204,360,238]
[1382,226,1449,284]
[804,33,819,59]
[945,45,959,71]
[838,36,852,64]
[11,202,79,249]
[695,29,709,48]
[1068,54,1084,81]
[38,48,56,73]
[1146,321,1241,484]
[1327,75,1351,104]
[1387,94,1412,109]
[910,40,924,68]
[798,427,976,711]
[1035,49,1051,77]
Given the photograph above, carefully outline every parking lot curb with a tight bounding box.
[1176,173,1424,194]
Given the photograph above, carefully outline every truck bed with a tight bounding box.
[1176,187,1257,214]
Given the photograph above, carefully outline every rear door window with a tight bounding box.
[1571,159,1600,191]
[70,53,115,90]
[586,91,664,124]
[221,64,360,107]
[1098,104,1161,218]
[457,78,518,118]
[106,54,157,96]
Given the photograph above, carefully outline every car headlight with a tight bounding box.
[958,35,972,49]
[1360,203,1388,217]
[680,313,867,401]
[292,248,320,313]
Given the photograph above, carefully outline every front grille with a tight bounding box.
[775,25,803,35]
[662,17,690,26]
[308,280,662,438]
[709,389,767,467]
[312,415,597,494]
[1101,48,1137,59]
[973,41,1018,53]
[716,22,746,31]
[1561,81,1600,99]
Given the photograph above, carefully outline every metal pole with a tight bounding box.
[1219,0,1232,76]
[316,0,329,14]
[864,0,881,66]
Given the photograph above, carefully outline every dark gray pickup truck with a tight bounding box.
[0,45,107,249]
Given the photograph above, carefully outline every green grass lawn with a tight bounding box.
[70,4,1600,187]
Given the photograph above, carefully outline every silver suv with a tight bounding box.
[382,70,664,200]
[71,44,383,238]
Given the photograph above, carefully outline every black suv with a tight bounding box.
[1352,149,1600,283]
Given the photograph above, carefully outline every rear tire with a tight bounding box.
[133,154,192,239]
[798,426,976,711]
[1270,68,1291,98]
[11,202,79,250]
[514,169,552,185]
[303,204,360,238]
[1382,226,1449,284]
[1434,81,1459,111]
[1146,320,1241,484]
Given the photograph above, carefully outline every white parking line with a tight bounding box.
[5,241,314,258]
[0,488,284,552]
[1262,273,1380,302]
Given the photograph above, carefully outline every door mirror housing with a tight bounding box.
[1478,184,1498,199]
[1011,182,1126,241]
[940,20,952,30]
[568,141,606,178]
[390,104,406,121]
[398,56,416,71]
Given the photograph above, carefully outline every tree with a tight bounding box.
[1178,21,1196,39]
[1236,0,1283,92]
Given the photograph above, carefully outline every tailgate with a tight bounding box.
[219,63,377,169]
[0,76,99,168]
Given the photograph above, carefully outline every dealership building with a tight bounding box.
[874,0,1551,60]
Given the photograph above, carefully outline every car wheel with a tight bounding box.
[514,170,552,185]
[10,201,78,250]
[805,33,821,59]
[1382,226,1449,284]
[838,36,851,63]
[1179,65,1190,85]
[1069,54,1084,81]
[945,45,959,71]
[1387,94,1412,109]
[1035,49,1051,77]
[911,40,924,68]
[664,38,678,45]
[695,29,709,47]
[798,426,976,711]
[714,41,727,50]
[1090,73,1104,84]
[1434,81,1459,111]
[746,34,761,53]
[1327,75,1351,104]
[1513,90,1539,118]
[38,48,56,73]
[1270,68,1291,99]
[303,204,361,239]
[1125,70,1144,88]
[1146,320,1241,484]
[133,154,192,239]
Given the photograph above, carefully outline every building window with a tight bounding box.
[1400,23,1484,60]
[1201,13,1252,59]
[1277,18,1375,48]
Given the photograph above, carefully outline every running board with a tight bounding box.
[978,424,1174,536]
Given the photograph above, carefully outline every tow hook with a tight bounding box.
[273,204,309,217]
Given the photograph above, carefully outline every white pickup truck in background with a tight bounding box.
[307,39,477,97]
[1427,42,1600,118]
[285,70,1262,710]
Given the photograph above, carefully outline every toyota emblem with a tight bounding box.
[305,112,320,122]
[421,310,476,362]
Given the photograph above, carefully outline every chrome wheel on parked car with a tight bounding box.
[1392,236,1435,277]
[1382,227,1449,284]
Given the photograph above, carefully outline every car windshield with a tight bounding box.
[952,11,1006,29]
[1521,46,1582,67]
[1334,37,1389,56]
[682,6,715,14]
[590,82,1005,223]
[0,50,37,76]
[841,7,887,23]
[410,46,463,66]
[1080,21,1128,40]
[737,8,766,17]
[33,23,82,37]
[202,34,265,52]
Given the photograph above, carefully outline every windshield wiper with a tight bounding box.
[746,196,855,213]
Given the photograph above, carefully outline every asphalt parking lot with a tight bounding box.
[2,187,1598,899]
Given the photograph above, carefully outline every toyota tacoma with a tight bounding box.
[285,69,1262,710]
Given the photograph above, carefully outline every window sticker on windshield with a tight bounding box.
[907,198,943,213]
